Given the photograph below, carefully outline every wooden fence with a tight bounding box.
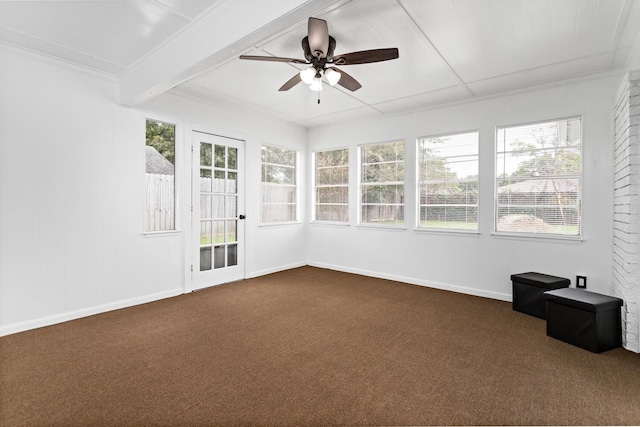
[145,173,175,232]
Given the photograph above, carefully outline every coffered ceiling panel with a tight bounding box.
[0,1,214,72]
[400,0,626,83]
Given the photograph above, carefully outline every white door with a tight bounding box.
[191,132,245,290]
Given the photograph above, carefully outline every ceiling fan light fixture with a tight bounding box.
[309,77,323,91]
[300,67,315,84]
[325,68,341,86]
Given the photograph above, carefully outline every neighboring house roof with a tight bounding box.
[498,178,579,193]
[146,146,174,175]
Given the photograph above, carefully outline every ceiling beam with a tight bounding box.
[118,0,349,106]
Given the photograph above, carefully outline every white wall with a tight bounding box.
[0,41,623,336]
[0,44,307,335]
[307,77,620,300]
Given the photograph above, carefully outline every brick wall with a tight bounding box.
[613,72,640,352]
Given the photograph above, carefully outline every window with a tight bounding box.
[418,131,479,231]
[145,119,175,232]
[496,117,582,237]
[261,145,297,223]
[314,148,349,222]
[360,140,404,226]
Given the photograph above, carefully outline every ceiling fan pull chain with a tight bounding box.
[318,91,320,104]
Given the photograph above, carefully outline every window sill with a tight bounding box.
[259,221,301,228]
[311,221,350,227]
[414,228,480,237]
[491,232,584,244]
[143,230,181,237]
[356,223,407,232]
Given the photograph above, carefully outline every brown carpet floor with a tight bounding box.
[1,266,640,426]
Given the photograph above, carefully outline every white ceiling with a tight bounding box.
[1,0,639,128]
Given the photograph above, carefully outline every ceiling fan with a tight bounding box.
[239,17,399,93]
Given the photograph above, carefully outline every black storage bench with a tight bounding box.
[511,272,570,319]
[543,288,623,353]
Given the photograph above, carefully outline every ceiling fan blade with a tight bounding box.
[308,17,329,58]
[239,55,307,64]
[332,48,399,65]
[327,67,362,91]
[279,73,302,91]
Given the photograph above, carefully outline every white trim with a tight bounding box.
[310,220,350,227]
[413,228,480,237]
[259,221,301,228]
[247,261,307,279]
[491,232,584,244]
[0,289,183,337]
[306,262,512,302]
[143,230,182,237]
[356,223,407,231]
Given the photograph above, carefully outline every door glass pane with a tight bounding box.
[228,244,237,267]
[200,221,212,245]
[228,147,237,170]
[214,171,225,193]
[200,247,212,271]
[227,220,237,242]
[214,221,225,244]
[227,195,237,218]
[214,246,225,269]
[200,169,212,192]
[201,143,212,167]
[200,195,212,219]
[213,195,225,219]
[215,145,225,168]
[227,172,237,194]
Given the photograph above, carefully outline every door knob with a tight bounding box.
[239,215,246,220]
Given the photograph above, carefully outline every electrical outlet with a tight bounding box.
[576,275,587,289]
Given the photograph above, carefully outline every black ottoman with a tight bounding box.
[543,288,623,353]
[511,272,570,319]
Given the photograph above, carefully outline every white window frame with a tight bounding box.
[260,144,299,225]
[358,140,405,228]
[494,116,582,239]
[312,147,349,224]
[144,118,179,235]
[416,130,479,233]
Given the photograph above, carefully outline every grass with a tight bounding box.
[200,235,236,245]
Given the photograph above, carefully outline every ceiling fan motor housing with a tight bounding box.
[302,36,336,64]
[240,17,398,92]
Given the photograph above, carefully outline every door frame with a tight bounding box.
[183,123,248,293]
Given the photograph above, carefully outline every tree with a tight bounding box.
[418,137,460,199]
[146,121,175,164]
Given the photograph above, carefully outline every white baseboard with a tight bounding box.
[0,288,183,337]
[247,261,308,279]
[307,261,512,302]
